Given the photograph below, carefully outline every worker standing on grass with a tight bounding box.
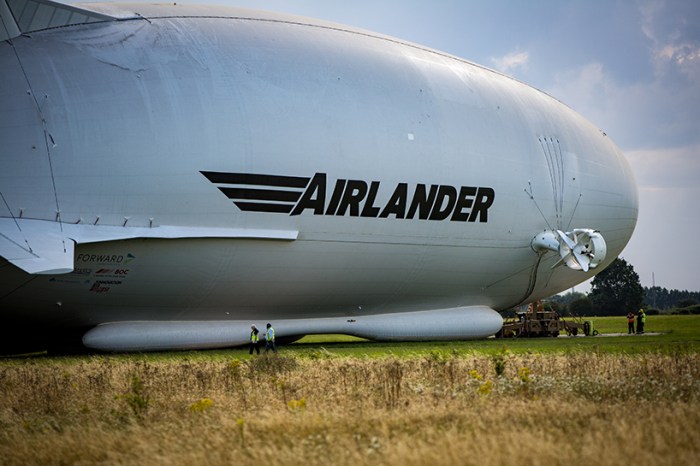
[249,324,260,355]
[636,308,646,334]
[265,323,277,353]
[626,311,636,334]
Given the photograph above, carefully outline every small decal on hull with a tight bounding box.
[75,253,136,264]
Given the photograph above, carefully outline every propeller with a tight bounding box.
[531,228,607,272]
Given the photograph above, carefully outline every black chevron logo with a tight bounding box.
[200,171,311,214]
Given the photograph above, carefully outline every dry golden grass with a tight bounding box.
[1,351,699,465]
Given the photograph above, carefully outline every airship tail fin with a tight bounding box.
[0,217,298,275]
[1,0,116,40]
[0,217,74,274]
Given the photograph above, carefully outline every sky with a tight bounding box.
[83,0,700,293]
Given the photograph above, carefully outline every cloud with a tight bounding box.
[490,50,529,73]
[655,42,700,82]
[640,0,700,83]
[551,62,610,100]
[627,144,700,191]
[546,62,619,135]
[545,54,699,151]
[538,1,699,151]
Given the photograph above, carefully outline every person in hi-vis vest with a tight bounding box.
[249,324,260,355]
[265,323,276,353]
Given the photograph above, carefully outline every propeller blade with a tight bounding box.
[556,230,576,249]
[573,249,590,272]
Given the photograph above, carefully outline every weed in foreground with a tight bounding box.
[491,347,510,377]
[113,375,149,422]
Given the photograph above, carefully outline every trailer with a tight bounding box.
[495,302,595,338]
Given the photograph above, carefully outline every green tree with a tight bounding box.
[568,297,593,316]
[543,300,566,316]
[589,257,645,315]
[677,298,698,309]
[548,291,586,306]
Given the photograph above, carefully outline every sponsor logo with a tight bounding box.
[49,277,90,284]
[201,171,495,222]
[95,269,129,276]
[89,280,122,293]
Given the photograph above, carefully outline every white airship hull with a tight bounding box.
[0,2,637,352]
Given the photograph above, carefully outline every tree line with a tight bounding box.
[644,287,700,310]
[546,258,699,316]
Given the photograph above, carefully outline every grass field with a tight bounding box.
[288,314,700,357]
[1,315,699,465]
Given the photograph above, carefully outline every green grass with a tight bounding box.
[131,314,694,359]
[4,315,698,364]
[285,315,700,357]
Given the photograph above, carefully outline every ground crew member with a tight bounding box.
[626,311,635,334]
[265,322,276,353]
[636,308,646,334]
[249,324,260,355]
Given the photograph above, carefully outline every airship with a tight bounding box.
[0,0,637,353]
